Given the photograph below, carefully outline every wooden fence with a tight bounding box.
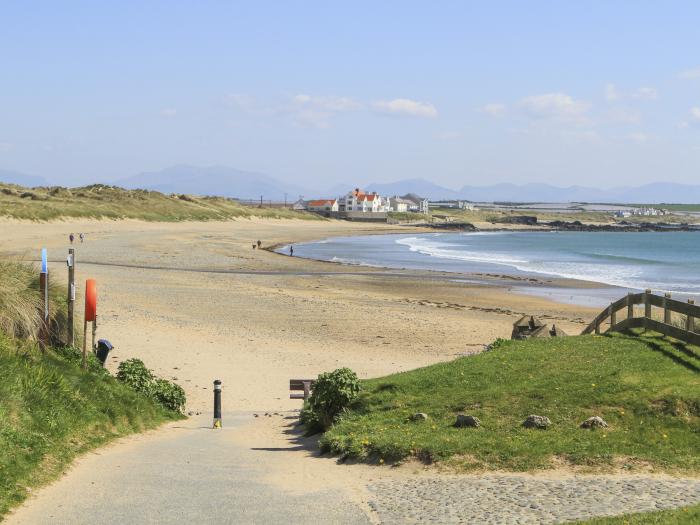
[581,290,700,346]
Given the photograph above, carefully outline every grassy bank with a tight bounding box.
[0,336,181,518]
[321,332,700,473]
[0,183,321,221]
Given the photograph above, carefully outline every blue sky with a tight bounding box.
[2,1,700,188]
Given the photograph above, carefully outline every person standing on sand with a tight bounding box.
[69,233,74,244]
[79,233,84,243]
[257,240,261,249]
[289,245,294,256]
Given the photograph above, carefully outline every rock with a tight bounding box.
[522,415,551,429]
[580,416,608,429]
[187,411,194,416]
[410,412,429,422]
[454,415,481,428]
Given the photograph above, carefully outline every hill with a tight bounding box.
[117,164,312,201]
[0,168,47,188]
[320,332,700,473]
[0,183,320,221]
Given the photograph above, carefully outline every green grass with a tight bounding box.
[0,335,182,518]
[577,503,700,524]
[320,333,700,473]
[0,183,322,221]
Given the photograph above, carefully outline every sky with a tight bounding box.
[2,1,700,189]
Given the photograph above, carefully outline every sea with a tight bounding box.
[283,231,700,306]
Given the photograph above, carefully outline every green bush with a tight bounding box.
[116,358,154,394]
[150,378,186,412]
[304,368,361,431]
[116,358,185,412]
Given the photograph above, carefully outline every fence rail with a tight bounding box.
[581,290,699,346]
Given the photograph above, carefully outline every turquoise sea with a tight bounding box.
[286,231,700,296]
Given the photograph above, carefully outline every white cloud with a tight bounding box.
[225,93,257,112]
[691,107,700,121]
[632,87,657,100]
[372,98,438,118]
[518,93,590,121]
[480,103,507,118]
[680,67,700,79]
[160,108,177,117]
[605,107,643,125]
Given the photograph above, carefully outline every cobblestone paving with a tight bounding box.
[368,475,700,524]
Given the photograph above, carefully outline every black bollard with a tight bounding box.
[213,380,222,429]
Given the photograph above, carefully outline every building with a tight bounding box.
[307,199,339,213]
[428,200,474,210]
[399,193,429,214]
[388,196,414,212]
[338,188,388,213]
[292,199,308,211]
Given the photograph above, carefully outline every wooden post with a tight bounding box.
[644,289,652,332]
[594,316,601,335]
[610,303,616,328]
[663,293,671,325]
[39,271,49,351]
[82,318,88,369]
[687,299,695,333]
[627,293,634,319]
[67,249,75,347]
[92,315,97,355]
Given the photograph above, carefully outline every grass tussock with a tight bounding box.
[576,503,700,524]
[0,259,70,343]
[0,183,322,222]
[320,332,700,474]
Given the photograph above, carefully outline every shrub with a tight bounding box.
[116,358,186,412]
[150,378,186,412]
[116,358,154,395]
[305,368,361,431]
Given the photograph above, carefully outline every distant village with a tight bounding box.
[293,188,430,220]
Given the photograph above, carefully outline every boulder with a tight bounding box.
[522,415,551,429]
[454,415,481,428]
[410,412,429,422]
[580,416,608,429]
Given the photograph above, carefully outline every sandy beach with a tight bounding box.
[0,217,599,412]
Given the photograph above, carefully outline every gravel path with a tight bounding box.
[368,475,700,524]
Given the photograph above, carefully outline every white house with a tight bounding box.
[388,196,414,212]
[339,188,388,212]
[307,199,339,213]
[292,199,308,210]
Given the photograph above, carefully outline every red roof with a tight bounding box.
[308,199,336,206]
[364,194,377,201]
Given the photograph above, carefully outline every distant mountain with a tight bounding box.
[365,179,460,200]
[117,165,312,201]
[0,169,47,187]
[360,178,700,204]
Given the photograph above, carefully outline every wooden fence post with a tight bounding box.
[644,289,652,332]
[663,293,671,325]
[610,303,616,328]
[627,293,634,319]
[594,315,601,335]
[687,299,695,333]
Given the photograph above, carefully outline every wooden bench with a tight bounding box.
[289,379,316,400]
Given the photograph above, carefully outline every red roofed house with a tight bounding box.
[307,199,339,213]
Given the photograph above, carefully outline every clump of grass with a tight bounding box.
[320,332,700,473]
[0,182,323,222]
[0,259,69,342]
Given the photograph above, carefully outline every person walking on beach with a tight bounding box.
[69,233,74,244]
[257,240,261,249]
[252,243,256,250]
[79,233,84,243]
[289,245,294,256]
